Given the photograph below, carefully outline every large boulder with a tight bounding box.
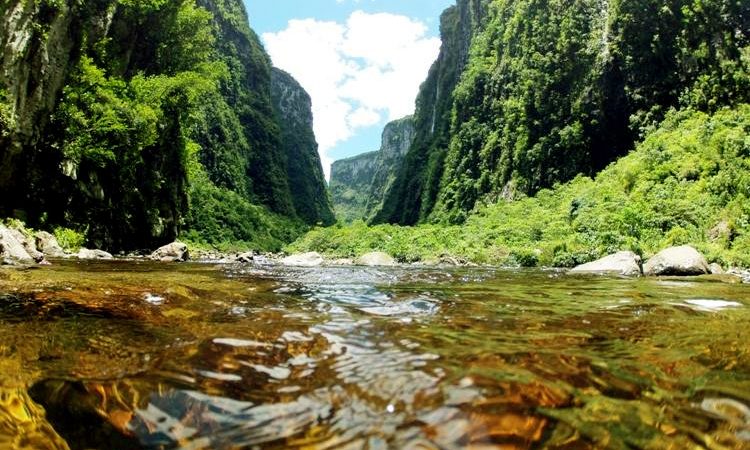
[281,252,324,267]
[77,248,114,260]
[643,245,710,276]
[4,226,44,262]
[150,242,189,262]
[0,225,34,264]
[35,231,66,258]
[355,252,397,267]
[569,251,642,277]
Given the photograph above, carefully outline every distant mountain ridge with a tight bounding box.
[329,117,415,222]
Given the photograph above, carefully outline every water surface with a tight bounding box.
[1,260,749,449]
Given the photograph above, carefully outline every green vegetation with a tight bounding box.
[372,2,485,225]
[329,151,380,223]
[374,0,749,225]
[182,149,305,251]
[271,68,335,226]
[53,227,86,253]
[0,89,11,138]
[293,106,750,267]
[0,0,332,252]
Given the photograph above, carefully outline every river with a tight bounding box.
[0,260,749,449]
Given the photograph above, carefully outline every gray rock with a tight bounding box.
[709,263,725,275]
[0,224,34,264]
[281,252,324,267]
[643,245,710,276]
[727,268,750,283]
[356,252,397,267]
[569,251,642,277]
[77,248,113,260]
[150,242,189,262]
[35,231,66,257]
[6,226,44,262]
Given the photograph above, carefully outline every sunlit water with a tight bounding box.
[1,260,749,449]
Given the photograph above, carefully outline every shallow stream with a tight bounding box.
[0,260,749,449]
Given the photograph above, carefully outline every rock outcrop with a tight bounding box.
[643,246,710,276]
[271,68,335,226]
[356,252,397,267]
[0,224,34,264]
[569,251,642,277]
[35,231,66,258]
[329,116,415,223]
[77,248,113,260]
[150,242,189,262]
[281,252,324,267]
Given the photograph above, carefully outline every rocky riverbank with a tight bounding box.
[4,220,749,285]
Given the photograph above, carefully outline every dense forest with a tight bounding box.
[300,0,750,267]
[369,0,749,225]
[0,0,333,252]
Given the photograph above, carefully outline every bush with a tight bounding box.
[290,105,750,267]
[53,227,86,252]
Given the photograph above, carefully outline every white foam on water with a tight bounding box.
[684,299,743,311]
[213,338,271,348]
[143,293,164,305]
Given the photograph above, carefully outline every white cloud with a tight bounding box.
[262,11,441,178]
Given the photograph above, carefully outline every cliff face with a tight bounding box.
[363,116,414,220]
[329,116,415,223]
[432,0,749,222]
[271,68,335,226]
[329,151,379,223]
[0,0,113,207]
[371,0,489,225]
[375,0,749,225]
[0,0,332,250]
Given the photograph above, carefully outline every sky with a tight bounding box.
[244,0,454,178]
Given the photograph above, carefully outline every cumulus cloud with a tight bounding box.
[262,11,441,177]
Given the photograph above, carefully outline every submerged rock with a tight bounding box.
[356,252,397,267]
[35,231,66,258]
[77,248,114,260]
[281,252,324,267]
[235,252,255,264]
[150,242,189,262]
[569,251,642,277]
[643,245,709,276]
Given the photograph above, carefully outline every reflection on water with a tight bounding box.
[0,260,750,448]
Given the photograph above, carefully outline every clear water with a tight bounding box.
[0,260,749,449]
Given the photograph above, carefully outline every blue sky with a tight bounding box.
[243,0,454,177]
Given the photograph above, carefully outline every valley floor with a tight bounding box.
[289,106,750,269]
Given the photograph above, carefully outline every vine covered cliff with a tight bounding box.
[329,116,415,223]
[374,0,749,225]
[0,0,333,250]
